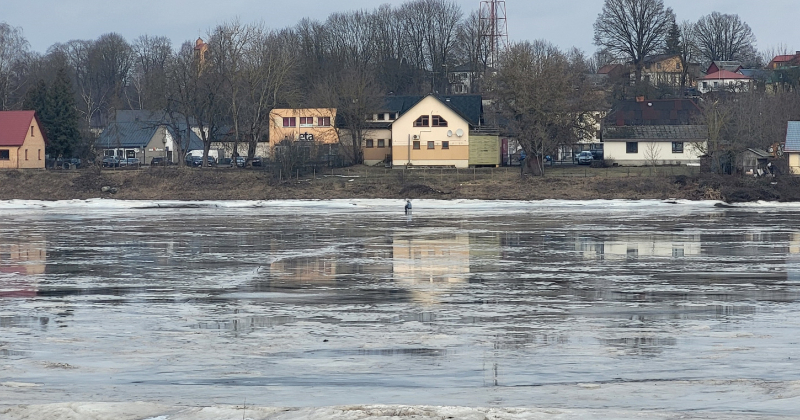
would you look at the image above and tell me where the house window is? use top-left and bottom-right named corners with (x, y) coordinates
top-left (31, 126), bottom-right (34, 136)
top-left (442, 141), bottom-right (449, 149)
top-left (427, 141), bottom-right (435, 149)
top-left (431, 115), bottom-right (448, 127)
top-left (672, 142), bottom-right (684, 153)
top-left (703, 82), bottom-right (708, 89)
top-left (390, 113), bottom-right (397, 120)
top-left (377, 113), bottom-right (386, 121)
top-left (25, 149), bottom-right (28, 160)
top-left (299, 117), bottom-right (313, 127)
top-left (365, 139), bottom-right (374, 148)
top-left (626, 142), bottom-right (638, 153)
top-left (282, 117), bottom-right (296, 127)
top-left (365, 114), bottom-right (374, 121)
top-left (656, 63), bottom-right (662, 70)
top-left (377, 139), bottom-right (385, 148)
top-left (127, 150), bottom-right (136, 158)
top-left (0, 150), bottom-right (8, 160)
top-left (413, 141), bottom-right (420, 149)
top-left (38, 149), bottom-right (42, 160)
top-left (414, 115), bottom-right (429, 127)
top-left (317, 117), bottom-right (331, 127)
top-left (676, 62), bottom-right (682, 70)
top-left (388, 139), bottom-right (392, 148)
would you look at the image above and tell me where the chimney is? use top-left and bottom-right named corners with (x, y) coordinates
top-left (635, 96), bottom-right (645, 102)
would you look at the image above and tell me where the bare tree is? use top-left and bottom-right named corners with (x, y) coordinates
top-left (694, 12), bottom-right (756, 65)
top-left (493, 40), bottom-right (606, 176)
top-left (129, 35), bottom-right (172, 110)
top-left (593, 0), bottom-right (674, 86)
top-left (643, 142), bottom-right (661, 167)
top-left (0, 22), bottom-right (31, 110)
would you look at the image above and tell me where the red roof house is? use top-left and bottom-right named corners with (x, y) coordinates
top-left (698, 70), bottom-right (753, 93)
top-left (0, 110), bottom-right (47, 169)
top-left (768, 52), bottom-right (800, 70)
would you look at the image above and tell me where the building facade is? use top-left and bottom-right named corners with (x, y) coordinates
top-left (0, 111), bottom-right (47, 169)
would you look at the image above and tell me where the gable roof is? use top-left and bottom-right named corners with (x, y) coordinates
top-left (603, 125), bottom-right (707, 141)
top-left (0, 110), bottom-right (38, 147)
top-left (786, 121), bottom-right (800, 152)
top-left (700, 69), bottom-right (752, 80)
top-left (95, 120), bottom-right (203, 150)
top-left (606, 99), bottom-right (702, 126)
top-left (707, 61), bottom-right (743, 74)
top-left (642, 54), bottom-right (679, 64)
top-left (378, 94), bottom-right (483, 126)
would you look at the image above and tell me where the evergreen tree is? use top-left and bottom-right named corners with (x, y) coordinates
top-left (23, 79), bottom-right (50, 119)
top-left (665, 21), bottom-right (682, 55)
top-left (47, 67), bottom-right (82, 158)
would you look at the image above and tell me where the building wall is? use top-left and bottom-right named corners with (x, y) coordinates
top-left (391, 96), bottom-right (470, 168)
top-left (268, 108), bottom-right (338, 148)
top-left (604, 140), bottom-right (705, 166)
top-left (363, 128), bottom-right (393, 166)
top-left (789, 152), bottom-right (800, 175)
top-left (468, 134), bottom-right (500, 166)
top-left (0, 116), bottom-right (46, 169)
top-left (642, 56), bottom-right (685, 87)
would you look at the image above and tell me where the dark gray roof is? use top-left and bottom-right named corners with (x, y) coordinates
top-left (337, 94), bottom-right (484, 128)
top-left (603, 125), bottom-right (707, 141)
top-left (786, 121), bottom-right (800, 152)
top-left (745, 148), bottom-right (772, 158)
top-left (95, 120), bottom-right (203, 150)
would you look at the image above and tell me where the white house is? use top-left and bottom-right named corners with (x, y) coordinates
top-left (602, 125), bottom-right (707, 166)
top-left (698, 70), bottom-right (753, 94)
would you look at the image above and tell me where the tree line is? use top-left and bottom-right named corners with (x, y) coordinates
top-left (0, 0), bottom-right (798, 172)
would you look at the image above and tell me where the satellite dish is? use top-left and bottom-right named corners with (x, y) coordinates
top-left (447, 130), bottom-right (453, 137)
top-left (455, 129), bottom-right (464, 137)
top-left (134, 148), bottom-right (141, 153)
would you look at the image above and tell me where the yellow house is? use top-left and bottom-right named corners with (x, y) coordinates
top-left (785, 121), bottom-right (800, 175)
top-left (391, 95), bottom-right (479, 168)
top-left (0, 110), bottom-right (47, 169)
top-left (268, 108), bottom-right (339, 155)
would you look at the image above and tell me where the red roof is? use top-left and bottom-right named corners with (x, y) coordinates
top-left (700, 70), bottom-right (752, 80)
top-left (772, 55), bottom-right (795, 63)
top-left (0, 110), bottom-right (36, 147)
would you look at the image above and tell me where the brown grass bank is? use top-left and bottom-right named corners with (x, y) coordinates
top-left (1, 165), bottom-right (798, 203)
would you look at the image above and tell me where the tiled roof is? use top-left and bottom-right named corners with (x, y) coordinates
top-left (603, 125), bottom-right (707, 141)
top-left (701, 70), bottom-right (752, 80)
top-left (0, 110), bottom-right (36, 147)
top-left (785, 121), bottom-right (800, 152)
top-left (606, 99), bottom-right (702, 126)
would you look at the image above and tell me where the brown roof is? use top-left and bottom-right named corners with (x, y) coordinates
top-left (0, 110), bottom-right (37, 147)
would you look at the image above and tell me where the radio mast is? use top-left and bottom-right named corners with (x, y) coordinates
top-left (479, 0), bottom-right (509, 68)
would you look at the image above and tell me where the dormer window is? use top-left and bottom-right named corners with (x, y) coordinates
top-left (377, 113), bottom-right (386, 121)
top-left (431, 115), bottom-right (448, 127)
top-left (414, 115), bottom-right (429, 127)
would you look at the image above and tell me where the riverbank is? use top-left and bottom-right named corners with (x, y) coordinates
top-left (1, 165), bottom-right (797, 202)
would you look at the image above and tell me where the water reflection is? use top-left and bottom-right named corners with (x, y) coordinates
top-left (575, 234), bottom-right (702, 260)
top-left (0, 236), bottom-right (46, 298)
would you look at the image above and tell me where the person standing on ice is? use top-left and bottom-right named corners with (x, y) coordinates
top-left (404, 199), bottom-right (412, 215)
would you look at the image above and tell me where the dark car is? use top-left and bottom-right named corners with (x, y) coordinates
top-left (234, 156), bottom-right (246, 167)
top-left (218, 158), bottom-right (233, 167)
top-left (186, 155), bottom-right (215, 167)
top-left (102, 156), bottom-right (120, 168)
top-left (576, 151), bottom-right (594, 165)
top-left (251, 156), bottom-right (262, 167)
top-left (150, 157), bottom-right (167, 166)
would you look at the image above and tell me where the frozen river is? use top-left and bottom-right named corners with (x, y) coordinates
top-left (1, 199), bottom-right (800, 419)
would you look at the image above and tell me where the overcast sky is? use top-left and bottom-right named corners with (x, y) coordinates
top-left (4, 0), bottom-right (798, 58)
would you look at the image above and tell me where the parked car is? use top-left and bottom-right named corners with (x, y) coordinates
top-left (150, 157), bottom-right (167, 166)
top-left (251, 156), bottom-right (262, 167)
top-left (218, 158), bottom-right (233, 167)
top-left (126, 158), bottom-right (140, 166)
top-left (234, 156), bottom-right (246, 167)
top-left (577, 151), bottom-right (594, 165)
top-left (102, 156), bottom-right (120, 168)
top-left (185, 155), bottom-right (215, 167)
top-left (56, 157), bottom-right (82, 169)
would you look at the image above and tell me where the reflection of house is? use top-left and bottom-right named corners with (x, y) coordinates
top-left (0, 110), bottom-right (47, 169)
top-left (94, 110), bottom-right (204, 164)
top-left (784, 121), bottom-right (800, 175)
top-left (576, 235), bottom-right (701, 260)
top-left (0, 237), bottom-right (46, 275)
top-left (393, 234), bottom-right (471, 303)
top-left (603, 125), bottom-right (706, 166)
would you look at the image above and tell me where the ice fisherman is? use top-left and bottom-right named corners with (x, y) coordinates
top-left (404, 200), bottom-right (412, 215)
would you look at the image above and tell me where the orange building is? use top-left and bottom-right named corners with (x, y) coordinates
top-left (268, 108), bottom-right (338, 154)
top-left (0, 111), bottom-right (47, 169)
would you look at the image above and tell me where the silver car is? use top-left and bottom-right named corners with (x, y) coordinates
top-left (577, 151), bottom-right (594, 165)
